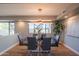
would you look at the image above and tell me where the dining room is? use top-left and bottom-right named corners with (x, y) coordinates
top-left (0, 3), bottom-right (79, 56)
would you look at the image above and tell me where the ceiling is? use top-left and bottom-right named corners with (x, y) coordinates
top-left (0, 3), bottom-right (79, 16)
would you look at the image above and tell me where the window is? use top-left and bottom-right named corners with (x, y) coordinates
top-left (0, 22), bottom-right (15, 36)
top-left (0, 23), bottom-right (9, 36)
top-left (29, 23), bottom-right (34, 33)
top-left (10, 23), bottom-right (15, 35)
top-left (28, 23), bottom-right (51, 34)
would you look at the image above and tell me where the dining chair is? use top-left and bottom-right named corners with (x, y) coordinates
top-left (27, 37), bottom-right (37, 51)
top-left (51, 35), bottom-right (60, 47)
top-left (17, 35), bottom-right (27, 45)
top-left (41, 34), bottom-right (46, 40)
top-left (41, 37), bottom-right (51, 53)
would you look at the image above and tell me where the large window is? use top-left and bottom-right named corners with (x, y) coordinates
top-left (10, 23), bottom-right (15, 35)
top-left (28, 23), bottom-right (51, 34)
top-left (0, 22), bottom-right (15, 36)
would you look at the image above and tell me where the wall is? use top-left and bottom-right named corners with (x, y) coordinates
top-left (0, 34), bottom-right (18, 55)
top-left (15, 21), bottom-right (29, 36)
top-left (64, 14), bottom-right (79, 54)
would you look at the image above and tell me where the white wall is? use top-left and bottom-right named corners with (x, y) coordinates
top-left (15, 21), bottom-right (29, 36)
top-left (64, 14), bottom-right (79, 54)
top-left (0, 34), bottom-right (18, 55)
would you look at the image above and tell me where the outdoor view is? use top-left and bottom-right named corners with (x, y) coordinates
top-left (0, 22), bottom-right (15, 36)
top-left (29, 23), bottom-right (51, 34)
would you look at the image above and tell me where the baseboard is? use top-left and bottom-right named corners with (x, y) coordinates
top-left (0, 42), bottom-right (19, 55)
top-left (64, 44), bottom-right (79, 55)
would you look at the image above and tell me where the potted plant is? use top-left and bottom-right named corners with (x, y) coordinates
top-left (51, 20), bottom-right (64, 46)
top-left (53, 20), bottom-right (64, 36)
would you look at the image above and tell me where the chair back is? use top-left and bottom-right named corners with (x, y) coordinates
top-left (51, 34), bottom-right (60, 47)
top-left (17, 35), bottom-right (23, 45)
top-left (27, 37), bottom-right (37, 50)
top-left (41, 34), bottom-right (46, 40)
top-left (42, 37), bottom-right (51, 50)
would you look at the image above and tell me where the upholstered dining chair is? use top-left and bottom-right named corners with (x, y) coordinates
top-left (51, 35), bottom-right (60, 47)
top-left (17, 34), bottom-right (27, 45)
top-left (27, 37), bottom-right (37, 51)
top-left (27, 37), bottom-right (38, 56)
top-left (41, 37), bottom-right (51, 53)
